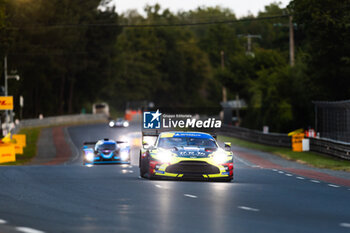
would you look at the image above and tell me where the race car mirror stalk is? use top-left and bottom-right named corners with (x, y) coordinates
top-left (142, 141), bottom-right (151, 149)
top-left (142, 141), bottom-right (148, 147)
top-left (224, 142), bottom-right (231, 151)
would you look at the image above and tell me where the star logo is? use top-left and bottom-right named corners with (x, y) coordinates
top-left (150, 109), bottom-right (161, 122)
top-left (143, 109), bottom-right (162, 129)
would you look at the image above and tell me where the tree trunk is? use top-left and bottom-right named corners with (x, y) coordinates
top-left (68, 79), bottom-right (75, 114)
top-left (34, 86), bottom-right (38, 117)
top-left (59, 75), bottom-right (65, 115)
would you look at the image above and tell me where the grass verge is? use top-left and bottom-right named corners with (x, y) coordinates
top-left (218, 135), bottom-right (350, 172)
top-left (2, 127), bottom-right (42, 165)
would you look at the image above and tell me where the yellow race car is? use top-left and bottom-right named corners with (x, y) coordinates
top-left (139, 131), bottom-right (234, 181)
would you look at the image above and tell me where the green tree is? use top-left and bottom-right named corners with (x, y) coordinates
top-left (289, 0), bottom-right (350, 100)
top-left (4, 0), bottom-right (121, 117)
top-left (111, 5), bottom-right (213, 111)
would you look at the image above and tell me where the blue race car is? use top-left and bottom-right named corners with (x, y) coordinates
top-left (83, 138), bottom-right (131, 165)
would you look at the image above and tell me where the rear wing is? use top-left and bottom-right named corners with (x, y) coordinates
top-left (83, 139), bottom-right (128, 147)
top-left (116, 141), bottom-right (128, 144)
top-left (83, 141), bottom-right (97, 146)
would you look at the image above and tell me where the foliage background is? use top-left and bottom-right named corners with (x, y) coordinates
top-left (0, 0), bottom-right (349, 133)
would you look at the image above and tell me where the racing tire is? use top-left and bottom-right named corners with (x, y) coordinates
top-left (140, 155), bottom-right (157, 180)
top-left (145, 157), bottom-right (156, 180)
top-left (140, 168), bottom-right (147, 178)
top-left (139, 154), bottom-right (148, 179)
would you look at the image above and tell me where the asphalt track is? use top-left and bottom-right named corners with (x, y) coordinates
top-left (0, 123), bottom-right (350, 233)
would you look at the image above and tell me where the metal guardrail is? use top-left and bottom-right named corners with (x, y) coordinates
top-left (14, 118), bottom-right (350, 161)
top-left (16, 114), bottom-right (107, 129)
top-left (219, 125), bottom-right (291, 147)
top-left (310, 137), bottom-right (350, 160)
top-left (218, 124), bottom-right (350, 161)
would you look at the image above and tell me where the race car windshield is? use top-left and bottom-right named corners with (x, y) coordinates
top-left (99, 144), bottom-right (116, 150)
top-left (158, 137), bottom-right (217, 149)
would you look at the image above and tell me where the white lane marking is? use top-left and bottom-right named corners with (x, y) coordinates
top-left (296, 177), bottom-right (305, 180)
top-left (272, 169), bottom-right (278, 172)
top-left (16, 227), bottom-right (45, 233)
top-left (285, 174), bottom-right (293, 176)
top-left (128, 170), bottom-right (134, 173)
top-left (278, 171), bottom-right (284, 174)
top-left (310, 180), bottom-right (320, 183)
top-left (328, 184), bottom-right (340, 188)
top-left (121, 169), bottom-right (128, 174)
top-left (238, 206), bottom-right (260, 212)
top-left (184, 194), bottom-right (198, 198)
top-left (0, 219), bottom-right (7, 224)
top-left (128, 165), bottom-right (133, 168)
top-left (155, 184), bottom-right (162, 189)
top-left (340, 223), bottom-right (350, 228)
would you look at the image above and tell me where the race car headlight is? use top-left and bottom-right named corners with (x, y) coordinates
top-left (120, 151), bottom-right (129, 161)
top-left (213, 151), bottom-right (228, 164)
top-left (109, 121), bottom-right (115, 127)
top-left (158, 150), bottom-right (173, 163)
top-left (85, 152), bottom-right (95, 162)
top-left (123, 121), bottom-right (129, 127)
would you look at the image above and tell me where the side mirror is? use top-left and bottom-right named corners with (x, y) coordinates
top-left (142, 140), bottom-right (150, 149)
top-left (224, 142), bottom-right (231, 151)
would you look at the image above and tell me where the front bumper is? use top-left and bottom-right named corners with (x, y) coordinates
top-left (85, 160), bottom-right (130, 165)
top-left (150, 160), bottom-right (233, 180)
top-left (84, 156), bottom-right (130, 165)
